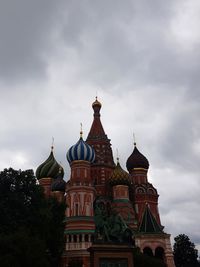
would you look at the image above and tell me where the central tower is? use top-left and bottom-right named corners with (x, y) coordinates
top-left (86, 97), bottom-right (115, 196)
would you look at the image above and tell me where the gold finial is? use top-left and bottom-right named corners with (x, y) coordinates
top-left (133, 133), bottom-right (136, 146)
top-left (80, 123), bottom-right (83, 138)
top-left (116, 148), bottom-right (119, 163)
top-left (51, 137), bottom-right (54, 151)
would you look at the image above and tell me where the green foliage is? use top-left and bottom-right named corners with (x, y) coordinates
top-left (133, 247), bottom-right (166, 267)
top-left (0, 229), bottom-right (49, 267)
top-left (0, 168), bottom-right (66, 267)
top-left (0, 168), bottom-right (45, 234)
top-left (173, 234), bottom-right (200, 267)
top-left (46, 197), bottom-right (66, 267)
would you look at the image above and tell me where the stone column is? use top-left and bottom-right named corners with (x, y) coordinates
top-left (88, 234), bottom-right (91, 242)
top-left (165, 235), bottom-right (175, 267)
top-left (82, 234), bottom-right (85, 242)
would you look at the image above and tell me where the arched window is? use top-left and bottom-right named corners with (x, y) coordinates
top-left (155, 246), bottom-right (165, 260)
top-left (137, 187), bottom-right (145, 194)
top-left (148, 188), bottom-right (156, 195)
top-left (143, 246), bottom-right (153, 257)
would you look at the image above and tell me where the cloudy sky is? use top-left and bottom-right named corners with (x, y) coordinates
top-left (0, 0), bottom-right (200, 252)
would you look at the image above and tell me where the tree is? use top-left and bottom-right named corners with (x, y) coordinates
top-left (0, 168), bottom-right (66, 267)
top-left (0, 229), bottom-right (49, 267)
top-left (173, 234), bottom-right (200, 267)
top-left (45, 197), bottom-right (66, 267)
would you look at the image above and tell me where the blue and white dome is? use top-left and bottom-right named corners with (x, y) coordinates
top-left (67, 135), bottom-right (95, 163)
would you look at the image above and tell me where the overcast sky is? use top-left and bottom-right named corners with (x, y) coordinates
top-left (0, 0), bottom-right (200, 252)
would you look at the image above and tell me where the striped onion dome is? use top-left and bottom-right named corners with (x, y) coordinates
top-left (109, 159), bottom-right (131, 186)
top-left (67, 132), bottom-right (95, 163)
top-left (36, 147), bottom-right (64, 180)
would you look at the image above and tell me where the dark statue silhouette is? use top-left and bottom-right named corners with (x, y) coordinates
top-left (93, 197), bottom-right (134, 245)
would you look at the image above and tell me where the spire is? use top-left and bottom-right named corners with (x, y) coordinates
top-left (80, 123), bottom-right (83, 138)
top-left (133, 133), bottom-right (136, 147)
top-left (87, 97), bottom-right (106, 141)
top-left (116, 148), bottom-right (119, 164)
top-left (139, 204), bottom-right (163, 233)
top-left (86, 97), bottom-right (114, 167)
top-left (51, 137), bottom-right (54, 151)
top-left (116, 156), bottom-right (119, 165)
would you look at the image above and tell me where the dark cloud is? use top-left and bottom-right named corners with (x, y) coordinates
top-left (0, 0), bottom-right (65, 82)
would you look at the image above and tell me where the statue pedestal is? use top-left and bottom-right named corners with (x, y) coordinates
top-left (88, 243), bottom-right (134, 267)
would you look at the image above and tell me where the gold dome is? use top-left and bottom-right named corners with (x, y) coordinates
top-left (109, 159), bottom-right (131, 186)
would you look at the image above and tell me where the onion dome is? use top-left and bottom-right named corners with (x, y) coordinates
top-left (51, 167), bottom-right (66, 192)
top-left (36, 147), bottom-right (64, 179)
top-left (92, 96), bottom-right (102, 109)
top-left (92, 96), bottom-right (102, 117)
top-left (109, 158), bottom-right (131, 186)
top-left (67, 130), bottom-right (95, 163)
top-left (126, 143), bottom-right (149, 173)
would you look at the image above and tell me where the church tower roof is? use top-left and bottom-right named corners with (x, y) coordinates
top-left (86, 97), bottom-right (114, 167)
top-left (139, 204), bottom-right (163, 233)
top-left (87, 97), bottom-right (107, 140)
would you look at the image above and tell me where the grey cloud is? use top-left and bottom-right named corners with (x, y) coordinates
top-left (0, 0), bottom-right (65, 82)
top-left (55, 0), bottom-right (185, 89)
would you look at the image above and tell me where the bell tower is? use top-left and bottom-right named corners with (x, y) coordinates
top-left (126, 143), bottom-right (175, 267)
top-left (108, 158), bottom-right (137, 229)
top-left (126, 142), bottom-right (160, 225)
top-left (86, 97), bottom-right (115, 196)
top-left (65, 130), bottom-right (96, 267)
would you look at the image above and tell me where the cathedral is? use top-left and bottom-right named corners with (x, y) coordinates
top-left (36, 97), bottom-right (175, 267)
